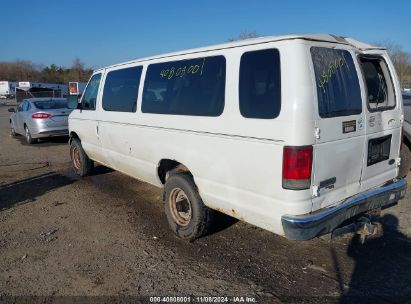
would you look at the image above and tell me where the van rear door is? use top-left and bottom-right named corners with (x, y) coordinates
top-left (310, 46), bottom-right (366, 211)
top-left (357, 50), bottom-right (402, 191)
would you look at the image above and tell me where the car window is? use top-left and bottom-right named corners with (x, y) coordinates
top-left (142, 56), bottom-right (225, 116)
top-left (311, 47), bottom-right (362, 118)
top-left (34, 100), bottom-right (68, 109)
top-left (403, 94), bottom-right (411, 105)
top-left (21, 101), bottom-right (27, 111)
top-left (82, 74), bottom-right (102, 110)
top-left (239, 49), bottom-right (281, 119)
top-left (21, 101), bottom-right (29, 112)
top-left (360, 56), bottom-right (395, 111)
top-left (102, 66), bottom-right (143, 112)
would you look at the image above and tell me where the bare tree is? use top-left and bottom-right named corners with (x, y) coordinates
top-left (376, 40), bottom-right (411, 88)
top-left (228, 31), bottom-right (259, 42)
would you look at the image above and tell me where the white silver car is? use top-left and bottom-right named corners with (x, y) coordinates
top-left (9, 98), bottom-right (72, 144)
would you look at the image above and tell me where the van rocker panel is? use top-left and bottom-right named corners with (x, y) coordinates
top-left (281, 179), bottom-right (406, 240)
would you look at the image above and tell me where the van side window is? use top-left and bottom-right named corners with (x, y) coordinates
top-left (142, 56), bottom-right (225, 116)
top-left (82, 73), bottom-right (102, 110)
top-left (360, 57), bottom-right (395, 111)
top-left (311, 47), bottom-right (362, 118)
top-left (239, 49), bottom-right (281, 119)
top-left (102, 66), bottom-right (142, 112)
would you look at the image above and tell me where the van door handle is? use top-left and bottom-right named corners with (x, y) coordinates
top-left (388, 119), bottom-right (395, 126)
top-left (96, 125), bottom-right (99, 135)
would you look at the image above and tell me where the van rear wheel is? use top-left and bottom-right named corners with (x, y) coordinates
top-left (163, 173), bottom-right (214, 241)
top-left (70, 138), bottom-right (93, 177)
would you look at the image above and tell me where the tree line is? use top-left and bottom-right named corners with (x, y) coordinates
top-left (0, 58), bottom-right (93, 84)
top-left (378, 41), bottom-right (411, 89)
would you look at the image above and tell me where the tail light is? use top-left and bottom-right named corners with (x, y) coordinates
top-left (32, 112), bottom-right (51, 119)
top-left (282, 146), bottom-right (313, 190)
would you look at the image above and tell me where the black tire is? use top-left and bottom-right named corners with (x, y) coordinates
top-left (163, 173), bottom-right (214, 241)
top-left (398, 145), bottom-right (411, 178)
top-left (10, 123), bottom-right (17, 137)
top-left (70, 138), bottom-right (93, 177)
top-left (25, 126), bottom-right (36, 144)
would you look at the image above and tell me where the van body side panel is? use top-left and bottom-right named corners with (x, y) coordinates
top-left (93, 42), bottom-right (317, 236)
top-left (69, 38), bottom-right (403, 238)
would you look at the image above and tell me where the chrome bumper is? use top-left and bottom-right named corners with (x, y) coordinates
top-left (281, 179), bottom-right (407, 240)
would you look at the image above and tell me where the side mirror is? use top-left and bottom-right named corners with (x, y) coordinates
top-left (8, 108), bottom-right (15, 113)
top-left (67, 95), bottom-right (81, 109)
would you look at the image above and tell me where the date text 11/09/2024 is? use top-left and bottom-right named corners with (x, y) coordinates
top-left (149, 296), bottom-right (257, 303)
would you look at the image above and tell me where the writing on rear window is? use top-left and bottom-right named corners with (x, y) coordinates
top-left (318, 57), bottom-right (345, 93)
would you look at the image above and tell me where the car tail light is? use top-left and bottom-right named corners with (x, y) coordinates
top-left (282, 146), bottom-right (313, 190)
top-left (32, 112), bottom-right (51, 119)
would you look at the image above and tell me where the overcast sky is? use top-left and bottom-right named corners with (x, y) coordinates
top-left (1, 0), bottom-right (410, 69)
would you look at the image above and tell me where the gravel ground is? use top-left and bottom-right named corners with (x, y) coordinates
top-left (0, 102), bottom-right (410, 303)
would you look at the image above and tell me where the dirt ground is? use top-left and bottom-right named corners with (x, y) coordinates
top-left (0, 102), bottom-right (410, 303)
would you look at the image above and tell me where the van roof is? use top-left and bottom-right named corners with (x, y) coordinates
top-left (96, 33), bottom-right (384, 72)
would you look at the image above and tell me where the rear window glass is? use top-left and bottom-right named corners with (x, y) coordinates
top-left (102, 66), bottom-right (143, 112)
top-left (33, 100), bottom-right (67, 109)
top-left (239, 49), bottom-right (281, 119)
top-left (360, 56), bottom-right (395, 111)
top-left (142, 56), bottom-right (225, 116)
top-left (311, 47), bottom-right (362, 118)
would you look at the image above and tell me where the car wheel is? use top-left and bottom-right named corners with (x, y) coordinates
top-left (70, 138), bottom-right (94, 177)
top-left (10, 123), bottom-right (17, 137)
top-left (398, 145), bottom-right (411, 178)
top-left (163, 173), bottom-right (214, 241)
top-left (25, 126), bottom-right (36, 144)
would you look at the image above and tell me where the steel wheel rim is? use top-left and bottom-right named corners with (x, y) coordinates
top-left (169, 187), bottom-right (192, 226)
top-left (71, 146), bottom-right (81, 170)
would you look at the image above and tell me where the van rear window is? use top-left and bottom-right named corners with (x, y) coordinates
top-left (142, 56), bottom-right (225, 116)
top-left (360, 56), bottom-right (395, 112)
top-left (311, 47), bottom-right (362, 118)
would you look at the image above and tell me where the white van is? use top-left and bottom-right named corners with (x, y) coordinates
top-left (68, 34), bottom-right (406, 241)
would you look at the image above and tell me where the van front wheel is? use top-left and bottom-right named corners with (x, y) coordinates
top-left (163, 173), bottom-right (214, 241)
top-left (70, 138), bottom-right (93, 177)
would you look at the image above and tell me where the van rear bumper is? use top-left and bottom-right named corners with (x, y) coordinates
top-left (281, 179), bottom-right (407, 240)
